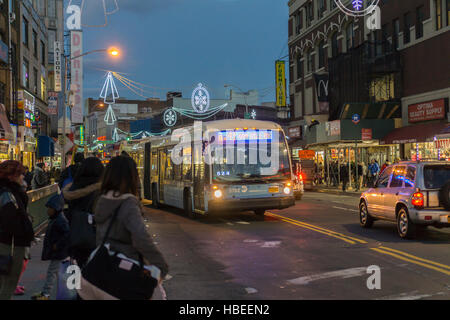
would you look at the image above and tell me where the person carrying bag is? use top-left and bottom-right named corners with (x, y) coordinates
top-left (77, 156), bottom-right (168, 300)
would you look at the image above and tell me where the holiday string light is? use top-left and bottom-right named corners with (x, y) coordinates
top-left (112, 127), bottom-right (171, 142)
top-left (352, 0), bottom-right (363, 11)
top-left (100, 71), bottom-right (120, 125)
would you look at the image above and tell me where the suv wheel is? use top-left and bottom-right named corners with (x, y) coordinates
top-left (397, 208), bottom-right (416, 239)
top-left (359, 201), bottom-right (374, 228)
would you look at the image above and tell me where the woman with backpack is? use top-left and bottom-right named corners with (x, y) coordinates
top-left (0, 161), bottom-right (35, 300)
top-left (78, 156), bottom-right (168, 300)
top-left (62, 157), bottom-right (104, 268)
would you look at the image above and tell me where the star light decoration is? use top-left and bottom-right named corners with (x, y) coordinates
top-left (251, 110), bottom-right (257, 120)
top-left (163, 109), bottom-right (177, 127)
top-left (100, 71), bottom-right (119, 126)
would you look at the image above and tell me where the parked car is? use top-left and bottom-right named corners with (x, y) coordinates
top-left (359, 161), bottom-right (450, 239)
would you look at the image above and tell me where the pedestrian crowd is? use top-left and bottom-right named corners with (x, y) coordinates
top-left (0, 154), bottom-right (168, 300)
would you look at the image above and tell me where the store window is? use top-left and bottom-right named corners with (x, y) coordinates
top-left (33, 68), bottom-right (38, 94)
top-left (306, 50), bottom-right (312, 74)
top-left (32, 30), bottom-right (38, 58)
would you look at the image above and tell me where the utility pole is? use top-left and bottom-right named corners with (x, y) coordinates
top-left (7, 0), bottom-right (14, 160)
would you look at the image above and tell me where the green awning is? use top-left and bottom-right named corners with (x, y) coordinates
top-left (340, 102), bottom-right (401, 120)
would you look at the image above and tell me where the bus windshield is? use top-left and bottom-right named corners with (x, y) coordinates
top-left (210, 130), bottom-right (291, 184)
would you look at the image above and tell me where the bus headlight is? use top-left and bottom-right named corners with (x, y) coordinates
top-left (214, 189), bottom-right (223, 198)
top-left (283, 187), bottom-right (291, 195)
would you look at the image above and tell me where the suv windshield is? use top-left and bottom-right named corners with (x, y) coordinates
top-left (423, 165), bottom-right (450, 189)
top-left (211, 130), bottom-right (291, 184)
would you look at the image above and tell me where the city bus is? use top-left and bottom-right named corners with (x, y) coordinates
top-left (136, 119), bottom-right (296, 218)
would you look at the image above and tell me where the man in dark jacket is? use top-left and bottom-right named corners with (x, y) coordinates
top-left (31, 163), bottom-right (49, 190)
top-left (58, 153), bottom-right (84, 189)
top-left (31, 194), bottom-right (69, 300)
top-left (340, 163), bottom-right (349, 192)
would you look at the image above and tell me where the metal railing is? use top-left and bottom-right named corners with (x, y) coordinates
top-left (27, 183), bottom-right (60, 230)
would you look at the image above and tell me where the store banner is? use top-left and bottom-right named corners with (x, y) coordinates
top-left (298, 150), bottom-right (316, 160)
top-left (362, 128), bottom-right (372, 141)
top-left (70, 31), bottom-right (83, 124)
top-left (0, 104), bottom-right (14, 141)
top-left (54, 41), bottom-right (62, 92)
top-left (435, 138), bottom-right (450, 149)
top-left (48, 91), bottom-right (58, 115)
top-left (275, 60), bottom-right (286, 107)
top-left (408, 99), bottom-right (446, 123)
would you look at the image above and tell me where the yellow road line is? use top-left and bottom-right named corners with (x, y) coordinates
top-left (378, 246), bottom-right (450, 271)
top-left (371, 248), bottom-right (450, 276)
top-left (267, 212), bottom-right (367, 244)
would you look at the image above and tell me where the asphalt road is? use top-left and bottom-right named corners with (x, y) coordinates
top-left (146, 192), bottom-right (450, 300)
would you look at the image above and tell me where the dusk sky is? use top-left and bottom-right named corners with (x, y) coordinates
top-left (65, 0), bottom-right (288, 103)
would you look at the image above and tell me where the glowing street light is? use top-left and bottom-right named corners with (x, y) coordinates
top-left (108, 47), bottom-right (120, 57)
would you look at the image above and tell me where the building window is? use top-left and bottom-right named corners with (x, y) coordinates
top-left (41, 40), bottom-right (45, 65)
top-left (346, 23), bottom-right (354, 51)
top-left (447, 0), bottom-right (450, 26)
top-left (404, 12), bottom-right (411, 44)
top-left (435, 0), bottom-right (443, 30)
top-left (318, 40), bottom-right (326, 68)
top-left (375, 31), bottom-right (382, 56)
top-left (296, 55), bottom-right (303, 79)
top-left (48, 0), bottom-right (56, 18)
top-left (331, 32), bottom-right (339, 57)
top-left (23, 59), bottom-right (29, 88)
top-left (318, 0), bottom-right (325, 18)
top-left (41, 76), bottom-right (46, 101)
top-left (22, 17), bottom-right (29, 47)
top-left (416, 6), bottom-right (424, 39)
top-left (306, 50), bottom-right (312, 73)
top-left (33, 68), bottom-right (38, 94)
top-left (295, 10), bottom-right (302, 34)
top-left (306, 1), bottom-right (313, 28)
top-left (330, 0), bottom-right (337, 10)
top-left (393, 19), bottom-right (399, 49)
top-left (32, 30), bottom-right (37, 57)
top-left (381, 24), bottom-right (389, 53)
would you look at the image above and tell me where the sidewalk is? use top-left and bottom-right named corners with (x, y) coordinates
top-left (309, 185), bottom-right (367, 197)
top-left (12, 231), bottom-right (166, 300)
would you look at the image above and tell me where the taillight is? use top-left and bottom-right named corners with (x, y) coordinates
top-left (298, 173), bottom-right (303, 181)
top-left (412, 192), bottom-right (424, 208)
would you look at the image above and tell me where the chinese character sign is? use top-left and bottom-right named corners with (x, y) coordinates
top-left (275, 60), bottom-right (286, 107)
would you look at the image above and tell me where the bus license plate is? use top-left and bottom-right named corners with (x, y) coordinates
top-left (269, 187), bottom-right (279, 193)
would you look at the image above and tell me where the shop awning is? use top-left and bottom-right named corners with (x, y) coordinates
top-left (340, 102), bottom-right (401, 120)
top-left (0, 104), bottom-right (14, 141)
top-left (381, 122), bottom-right (450, 145)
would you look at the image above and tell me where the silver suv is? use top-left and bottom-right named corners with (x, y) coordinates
top-left (359, 161), bottom-right (450, 239)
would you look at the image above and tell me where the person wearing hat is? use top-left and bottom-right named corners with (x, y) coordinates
top-left (31, 194), bottom-right (69, 300)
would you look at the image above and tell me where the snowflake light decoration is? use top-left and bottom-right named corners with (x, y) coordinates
top-left (68, 0), bottom-right (120, 28)
top-left (191, 83), bottom-right (210, 113)
top-left (163, 109), bottom-right (177, 127)
top-left (251, 110), bottom-right (257, 120)
top-left (352, 0), bottom-right (363, 11)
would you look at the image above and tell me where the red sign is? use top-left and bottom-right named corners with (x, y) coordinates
top-left (298, 150), bottom-right (316, 160)
top-left (435, 138), bottom-right (450, 149)
top-left (408, 99), bottom-right (446, 123)
top-left (362, 128), bottom-right (372, 141)
top-left (98, 136), bottom-right (106, 141)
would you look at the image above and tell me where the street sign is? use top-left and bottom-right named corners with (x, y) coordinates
top-left (352, 114), bottom-right (360, 124)
top-left (298, 150), bottom-right (316, 160)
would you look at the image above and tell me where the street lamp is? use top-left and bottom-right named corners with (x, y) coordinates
top-left (61, 47), bottom-right (121, 170)
top-left (224, 84), bottom-right (249, 115)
